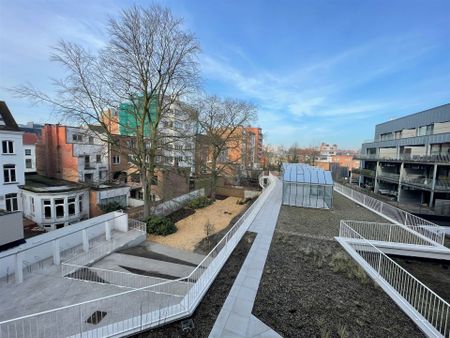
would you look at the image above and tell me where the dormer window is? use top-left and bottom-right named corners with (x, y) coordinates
top-left (72, 134), bottom-right (83, 142)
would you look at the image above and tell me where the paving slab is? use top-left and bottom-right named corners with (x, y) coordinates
top-left (209, 178), bottom-right (283, 338)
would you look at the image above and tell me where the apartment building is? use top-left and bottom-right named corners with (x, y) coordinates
top-left (0, 101), bottom-right (25, 212)
top-left (319, 142), bottom-right (337, 162)
top-left (39, 124), bottom-right (110, 183)
top-left (355, 103), bottom-right (450, 213)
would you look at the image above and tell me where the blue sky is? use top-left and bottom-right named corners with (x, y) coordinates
top-left (1, 0), bottom-right (449, 149)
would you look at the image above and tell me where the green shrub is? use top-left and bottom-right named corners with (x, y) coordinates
top-left (99, 201), bottom-right (123, 213)
top-left (146, 216), bottom-right (177, 236)
top-left (186, 196), bottom-right (213, 209)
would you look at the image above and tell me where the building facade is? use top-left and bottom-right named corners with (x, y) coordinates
top-left (39, 124), bottom-right (110, 183)
top-left (0, 102), bottom-right (25, 212)
top-left (23, 132), bottom-right (38, 173)
top-left (20, 175), bottom-right (90, 231)
top-left (355, 103), bottom-right (450, 213)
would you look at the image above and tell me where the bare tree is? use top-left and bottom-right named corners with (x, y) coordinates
top-left (194, 95), bottom-right (256, 199)
top-left (14, 5), bottom-right (200, 218)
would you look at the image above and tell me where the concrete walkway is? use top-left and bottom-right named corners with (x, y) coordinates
top-left (209, 178), bottom-right (283, 338)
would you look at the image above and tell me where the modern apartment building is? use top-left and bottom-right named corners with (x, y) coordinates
top-left (355, 103), bottom-right (450, 214)
top-left (0, 101), bottom-right (25, 212)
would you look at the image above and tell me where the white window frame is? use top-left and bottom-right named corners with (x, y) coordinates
top-left (112, 156), bottom-right (120, 164)
top-left (5, 193), bottom-right (18, 212)
top-left (2, 140), bottom-right (14, 154)
top-left (3, 164), bottom-right (17, 183)
top-left (25, 148), bottom-right (32, 156)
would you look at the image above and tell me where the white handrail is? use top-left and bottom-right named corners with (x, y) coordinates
top-left (339, 221), bottom-right (449, 338)
top-left (0, 174), bottom-right (277, 338)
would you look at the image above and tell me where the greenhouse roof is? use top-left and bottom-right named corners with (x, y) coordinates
top-left (282, 163), bottom-right (334, 185)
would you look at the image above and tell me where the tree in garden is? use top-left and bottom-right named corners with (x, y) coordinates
top-left (14, 5), bottom-right (200, 218)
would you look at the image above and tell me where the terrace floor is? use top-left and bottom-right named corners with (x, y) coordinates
top-left (0, 229), bottom-right (146, 322)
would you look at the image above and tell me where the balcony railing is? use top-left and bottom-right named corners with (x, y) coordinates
top-left (356, 154), bottom-right (450, 163)
top-left (401, 176), bottom-right (433, 188)
top-left (435, 178), bottom-right (450, 191)
top-left (357, 168), bottom-right (376, 177)
top-left (377, 171), bottom-right (400, 181)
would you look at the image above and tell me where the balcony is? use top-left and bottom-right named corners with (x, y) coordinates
top-left (377, 171), bottom-right (400, 182)
top-left (434, 178), bottom-right (450, 191)
top-left (401, 176), bottom-right (433, 189)
top-left (355, 154), bottom-right (450, 163)
top-left (353, 168), bottom-right (376, 177)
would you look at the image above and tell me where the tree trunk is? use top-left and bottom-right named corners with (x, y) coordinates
top-left (210, 156), bottom-right (217, 200)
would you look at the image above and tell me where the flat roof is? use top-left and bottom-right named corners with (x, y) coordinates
top-left (19, 174), bottom-right (88, 193)
top-left (282, 163), bottom-right (333, 185)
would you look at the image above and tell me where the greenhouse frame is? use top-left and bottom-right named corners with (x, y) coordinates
top-left (282, 163), bottom-right (334, 209)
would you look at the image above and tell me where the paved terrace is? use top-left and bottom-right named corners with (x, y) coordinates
top-left (0, 229), bottom-right (146, 322)
top-left (209, 177), bottom-right (283, 338)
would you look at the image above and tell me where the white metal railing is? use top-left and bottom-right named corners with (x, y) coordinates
top-left (334, 183), bottom-right (445, 246)
top-left (0, 174), bottom-right (277, 338)
top-left (341, 220), bottom-right (435, 247)
top-left (339, 221), bottom-right (450, 338)
top-left (61, 264), bottom-right (186, 293)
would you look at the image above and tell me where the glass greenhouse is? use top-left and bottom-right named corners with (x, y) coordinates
top-left (282, 163), bottom-right (334, 209)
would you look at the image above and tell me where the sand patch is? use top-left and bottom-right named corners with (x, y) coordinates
top-left (148, 197), bottom-right (246, 251)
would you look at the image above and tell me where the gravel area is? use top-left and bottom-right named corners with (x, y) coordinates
top-left (278, 192), bottom-right (389, 239)
top-left (133, 232), bottom-right (256, 337)
top-left (253, 192), bottom-right (424, 337)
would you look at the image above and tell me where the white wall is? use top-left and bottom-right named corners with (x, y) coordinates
top-left (24, 144), bottom-right (36, 173)
top-left (0, 130), bottom-right (25, 211)
top-left (0, 211), bottom-right (24, 246)
top-left (0, 211), bottom-right (128, 279)
top-left (20, 189), bottom-right (89, 230)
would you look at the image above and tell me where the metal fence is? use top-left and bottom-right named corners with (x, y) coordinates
top-left (334, 183), bottom-right (445, 246)
top-left (340, 220), bottom-right (435, 247)
top-left (339, 221), bottom-right (450, 338)
top-left (0, 174), bottom-right (276, 338)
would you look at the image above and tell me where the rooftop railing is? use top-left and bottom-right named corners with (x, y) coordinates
top-left (334, 183), bottom-right (445, 246)
top-left (0, 174), bottom-right (277, 338)
top-left (356, 154), bottom-right (450, 163)
top-left (338, 221), bottom-right (450, 338)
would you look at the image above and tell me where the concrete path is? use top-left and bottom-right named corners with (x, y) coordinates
top-left (209, 178), bottom-right (283, 338)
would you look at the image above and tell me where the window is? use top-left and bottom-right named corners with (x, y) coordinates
top-left (96, 155), bottom-right (101, 163)
top-left (0, 115), bottom-right (5, 126)
top-left (112, 156), bottom-right (120, 164)
top-left (79, 196), bottom-right (83, 213)
top-left (25, 159), bottom-right (32, 169)
top-left (55, 198), bottom-right (64, 218)
top-left (2, 140), bottom-right (14, 154)
top-left (89, 136), bottom-right (94, 145)
top-left (25, 149), bottom-right (32, 156)
top-left (43, 200), bottom-right (52, 219)
top-left (72, 134), bottom-right (83, 142)
top-left (68, 197), bottom-right (76, 216)
top-left (3, 164), bottom-right (16, 183)
top-left (5, 193), bottom-right (18, 211)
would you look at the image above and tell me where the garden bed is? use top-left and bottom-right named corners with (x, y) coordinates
top-left (133, 232), bottom-right (256, 337)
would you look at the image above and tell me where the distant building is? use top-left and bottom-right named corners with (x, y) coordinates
top-left (0, 210), bottom-right (24, 251)
top-left (39, 124), bottom-right (110, 183)
top-left (23, 132), bottom-right (38, 173)
top-left (19, 174), bottom-right (90, 231)
top-left (0, 101), bottom-right (25, 212)
top-left (319, 142), bottom-right (338, 162)
top-left (355, 103), bottom-right (450, 214)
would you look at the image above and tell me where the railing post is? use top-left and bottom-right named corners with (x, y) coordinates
top-left (82, 230), bottom-right (89, 252)
top-left (404, 214), bottom-right (408, 225)
top-left (379, 203), bottom-right (383, 214)
top-left (388, 225), bottom-right (392, 242)
top-left (15, 252), bottom-right (23, 284)
top-left (377, 254), bottom-right (382, 273)
top-left (52, 239), bottom-right (61, 265)
top-left (105, 221), bottom-right (112, 241)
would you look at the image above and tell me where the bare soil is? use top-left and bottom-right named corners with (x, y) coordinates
top-left (149, 197), bottom-right (246, 251)
top-left (253, 192), bottom-right (425, 337)
top-left (132, 232), bottom-right (256, 337)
